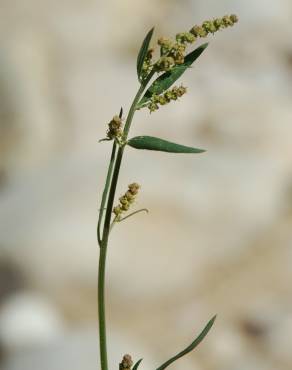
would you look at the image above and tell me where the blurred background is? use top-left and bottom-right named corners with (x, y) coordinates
top-left (1, 0), bottom-right (292, 369)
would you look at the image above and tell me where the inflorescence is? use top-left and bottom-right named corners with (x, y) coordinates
top-left (113, 183), bottom-right (140, 221)
top-left (106, 115), bottom-right (123, 141)
top-left (147, 85), bottom-right (187, 112)
top-left (119, 354), bottom-right (133, 370)
top-left (139, 14), bottom-right (238, 112)
top-left (141, 14), bottom-right (238, 77)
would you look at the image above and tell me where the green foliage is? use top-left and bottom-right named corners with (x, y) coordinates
top-left (127, 136), bottom-right (205, 154)
top-left (155, 316), bottom-right (217, 370)
top-left (137, 27), bottom-right (154, 82)
top-left (132, 359), bottom-right (143, 370)
top-left (137, 43), bottom-right (208, 108)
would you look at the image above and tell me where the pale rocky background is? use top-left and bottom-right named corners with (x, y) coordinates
top-left (0, 0), bottom-right (292, 369)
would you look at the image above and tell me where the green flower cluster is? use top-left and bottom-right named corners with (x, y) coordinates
top-left (113, 183), bottom-right (140, 221)
top-left (175, 32), bottom-right (196, 44)
top-left (190, 14), bottom-right (238, 38)
top-left (147, 85), bottom-right (187, 112)
top-left (155, 37), bottom-right (188, 72)
top-left (147, 14), bottom-right (238, 74)
top-left (141, 48), bottom-right (154, 81)
top-left (119, 354), bottom-right (133, 370)
top-left (106, 115), bottom-right (123, 140)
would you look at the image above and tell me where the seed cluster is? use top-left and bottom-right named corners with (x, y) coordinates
top-left (190, 14), bottom-right (238, 38)
top-left (107, 115), bottom-right (123, 140)
top-left (119, 354), bottom-right (133, 370)
top-left (142, 14), bottom-right (238, 76)
top-left (141, 48), bottom-right (154, 81)
top-left (148, 85), bottom-right (187, 112)
top-left (113, 183), bottom-right (140, 221)
top-left (155, 37), bottom-right (187, 72)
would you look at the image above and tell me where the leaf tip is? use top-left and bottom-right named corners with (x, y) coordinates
top-left (137, 27), bottom-right (155, 81)
top-left (210, 314), bottom-right (217, 323)
top-left (98, 138), bottom-right (110, 143)
top-left (194, 148), bottom-right (207, 154)
top-left (133, 358), bottom-right (143, 370)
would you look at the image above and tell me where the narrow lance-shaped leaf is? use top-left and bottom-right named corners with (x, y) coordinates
top-left (132, 358), bottom-right (143, 370)
top-left (155, 315), bottom-right (216, 370)
top-left (137, 43), bottom-right (208, 108)
top-left (137, 27), bottom-right (154, 82)
top-left (127, 136), bottom-right (205, 154)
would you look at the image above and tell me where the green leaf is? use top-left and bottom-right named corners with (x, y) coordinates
top-left (127, 136), bottom-right (205, 154)
top-left (119, 106), bottom-right (123, 118)
top-left (156, 315), bottom-right (216, 370)
top-left (137, 27), bottom-right (154, 82)
top-left (138, 43), bottom-right (208, 107)
top-left (132, 358), bottom-right (143, 370)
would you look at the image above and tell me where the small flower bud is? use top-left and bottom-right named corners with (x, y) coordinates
top-left (125, 190), bottom-right (135, 202)
top-left (152, 95), bottom-right (159, 104)
top-left (155, 56), bottom-right (175, 71)
top-left (121, 203), bottom-right (130, 211)
top-left (148, 102), bottom-right (159, 112)
top-left (165, 91), bottom-right (173, 102)
top-left (214, 18), bottom-right (223, 30)
top-left (172, 50), bottom-right (184, 65)
top-left (141, 48), bottom-right (155, 80)
top-left (176, 32), bottom-right (196, 44)
top-left (113, 184), bottom-right (141, 219)
top-left (230, 14), bottom-right (239, 23)
top-left (222, 15), bottom-right (233, 26)
top-left (157, 37), bottom-right (167, 45)
top-left (158, 95), bottom-right (167, 105)
top-left (157, 37), bottom-right (173, 49)
top-left (158, 37), bottom-right (175, 57)
top-left (170, 88), bottom-right (178, 100)
top-left (119, 196), bottom-right (129, 206)
top-left (113, 206), bottom-right (122, 216)
top-left (107, 115), bottom-right (123, 140)
top-left (119, 354), bottom-right (133, 369)
top-left (147, 48), bottom-right (154, 57)
top-left (190, 25), bottom-right (208, 38)
top-left (177, 85), bottom-right (187, 97)
top-left (128, 183), bottom-right (140, 195)
top-left (172, 42), bottom-right (186, 54)
top-left (202, 20), bottom-right (217, 34)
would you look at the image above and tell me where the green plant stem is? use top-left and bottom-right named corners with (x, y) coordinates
top-left (118, 208), bottom-right (149, 223)
top-left (97, 141), bottom-right (117, 245)
top-left (98, 238), bottom-right (108, 370)
top-left (97, 72), bottom-right (154, 370)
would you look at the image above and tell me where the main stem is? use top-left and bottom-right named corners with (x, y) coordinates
top-left (98, 75), bottom-right (153, 370)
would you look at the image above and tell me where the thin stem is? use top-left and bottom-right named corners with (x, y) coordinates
top-left (97, 71), bottom-right (154, 370)
top-left (97, 108), bottom-right (123, 245)
top-left (101, 72), bottom-right (154, 241)
top-left (109, 209), bottom-right (149, 233)
top-left (98, 240), bottom-right (108, 370)
top-left (109, 218), bottom-right (117, 233)
top-left (118, 208), bottom-right (149, 222)
top-left (97, 141), bottom-right (117, 245)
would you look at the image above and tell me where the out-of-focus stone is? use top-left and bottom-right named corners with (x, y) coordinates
top-left (0, 292), bottom-right (63, 352)
top-left (2, 327), bottom-right (156, 370)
